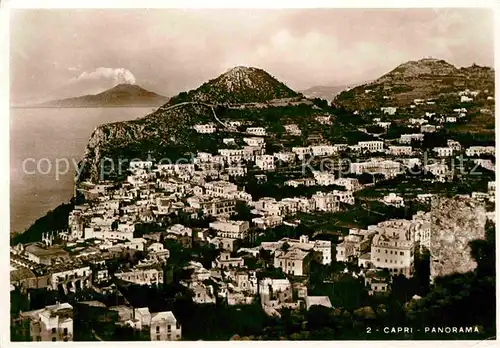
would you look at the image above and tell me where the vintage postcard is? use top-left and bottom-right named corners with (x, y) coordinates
top-left (5, 2), bottom-right (497, 344)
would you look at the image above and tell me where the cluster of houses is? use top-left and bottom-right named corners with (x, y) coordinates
top-left (11, 88), bottom-right (496, 341)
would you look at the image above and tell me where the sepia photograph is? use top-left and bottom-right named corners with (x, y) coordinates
top-left (6, 3), bottom-right (497, 343)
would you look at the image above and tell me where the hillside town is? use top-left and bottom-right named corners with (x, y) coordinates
top-left (10, 77), bottom-right (496, 341)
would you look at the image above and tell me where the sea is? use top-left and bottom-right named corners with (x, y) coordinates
top-left (10, 107), bottom-right (153, 234)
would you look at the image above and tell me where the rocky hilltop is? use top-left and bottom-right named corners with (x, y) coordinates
top-left (429, 196), bottom-right (487, 280)
top-left (333, 58), bottom-right (494, 111)
top-left (35, 84), bottom-right (169, 108)
top-left (168, 66), bottom-right (300, 105)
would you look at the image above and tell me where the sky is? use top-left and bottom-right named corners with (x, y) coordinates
top-left (10, 8), bottom-right (494, 102)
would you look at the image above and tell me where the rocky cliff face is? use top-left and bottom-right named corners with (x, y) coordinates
top-left (429, 196), bottom-right (487, 280)
top-left (79, 103), bottom-right (215, 182)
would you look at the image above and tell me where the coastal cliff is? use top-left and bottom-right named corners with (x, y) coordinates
top-left (79, 103), bottom-right (216, 182)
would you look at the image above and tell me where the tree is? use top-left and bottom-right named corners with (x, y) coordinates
top-left (232, 201), bottom-right (253, 221)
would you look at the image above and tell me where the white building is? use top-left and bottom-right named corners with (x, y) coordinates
top-left (420, 124), bottom-right (436, 133)
top-left (311, 191), bottom-right (340, 212)
top-left (115, 267), bottom-right (164, 287)
top-left (313, 171), bottom-right (337, 186)
top-left (358, 141), bottom-right (384, 153)
top-left (204, 180), bottom-right (238, 198)
top-left (252, 215), bottom-right (283, 230)
top-left (424, 163), bottom-right (448, 180)
top-left (193, 124), bottom-right (216, 134)
top-left (243, 137), bottom-right (265, 147)
top-left (255, 155), bottom-right (275, 171)
top-left (285, 178), bottom-right (316, 188)
top-left (292, 147), bottom-right (312, 160)
top-left (388, 146), bottom-right (413, 156)
top-left (382, 193), bottom-right (404, 208)
top-left (223, 138), bottom-right (236, 145)
top-left (246, 127), bottom-right (267, 136)
top-left (433, 147), bottom-right (453, 157)
top-left (447, 139), bottom-right (462, 151)
top-left (377, 121), bottom-right (392, 129)
top-left (371, 225), bottom-right (414, 278)
top-left (209, 220), bottom-right (250, 239)
top-left (274, 248), bottom-right (311, 276)
top-left (409, 118), bottom-right (427, 125)
top-left (150, 311), bottom-right (182, 341)
top-left (399, 133), bottom-right (424, 144)
top-left (130, 160), bottom-right (153, 170)
top-left (466, 146), bottom-right (495, 157)
top-left (284, 124), bottom-right (302, 136)
top-left (333, 177), bottom-right (362, 192)
top-left (310, 145), bottom-right (337, 157)
top-left (381, 107), bottom-right (397, 115)
top-left (20, 303), bottom-right (74, 342)
top-left (350, 159), bottom-right (402, 179)
top-left (218, 149), bottom-right (244, 164)
top-left (274, 151), bottom-right (296, 163)
top-left (226, 166), bottom-right (247, 177)
top-left (333, 190), bottom-right (355, 205)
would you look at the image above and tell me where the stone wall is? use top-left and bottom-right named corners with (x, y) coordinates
top-left (430, 196), bottom-right (487, 280)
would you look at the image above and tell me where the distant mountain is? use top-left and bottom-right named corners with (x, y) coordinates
top-left (168, 66), bottom-right (301, 105)
top-left (299, 85), bottom-right (349, 101)
top-left (333, 58), bottom-right (495, 111)
top-left (32, 84), bottom-right (169, 108)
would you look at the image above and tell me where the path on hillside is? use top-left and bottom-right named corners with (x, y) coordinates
top-left (159, 101), bottom-right (231, 129)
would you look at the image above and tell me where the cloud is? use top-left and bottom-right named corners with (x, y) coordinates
top-left (74, 67), bottom-right (136, 84)
top-left (10, 9), bottom-right (493, 100)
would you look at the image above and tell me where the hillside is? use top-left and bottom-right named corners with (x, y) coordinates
top-left (34, 84), bottom-right (169, 107)
top-left (333, 58), bottom-right (495, 111)
top-left (167, 66), bottom-right (301, 105)
top-left (299, 85), bottom-right (348, 102)
top-left (77, 100), bottom-right (353, 183)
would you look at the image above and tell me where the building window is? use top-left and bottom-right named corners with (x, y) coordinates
top-left (156, 326), bottom-right (160, 333)
top-left (52, 338), bottom-right (56, 342)
top-left (167, 325), bottom-right (171, 330)
top-left (36, 337), bottom-right (41, 342)
top-left (63, 328), bottom-right (68, 335)
top-left (400, 251), bottom-right (404, 255)
top-left (52, 328), bottom-right (57, 334)
top-left (156, 335), bottom-right (161, 340)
